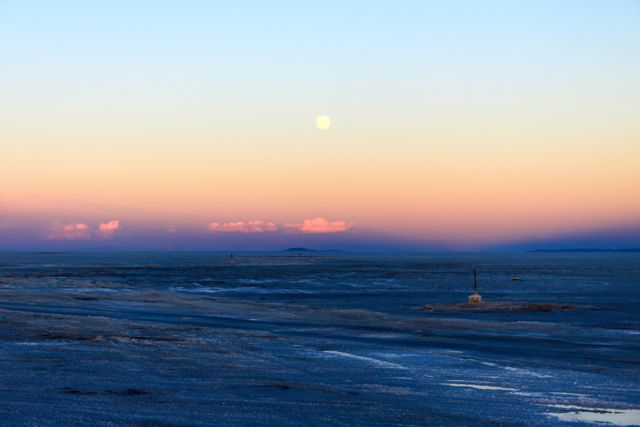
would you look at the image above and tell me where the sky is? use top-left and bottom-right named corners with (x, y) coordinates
top-left (1, 0), bottom-right (639, 250)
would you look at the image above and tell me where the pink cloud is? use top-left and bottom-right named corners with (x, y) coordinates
top-left (286, 217), bottom-right (353, 234)
top-left (167, 225), bottom-right (178, 234)
top-left (51, 223), bottom-right (90, 240)
top-left (207, 220), bottom-right (278, 233)
top-left (64, 223), bottom-right (88, 232)
top-left (99, 220), bottom-right (120, 237)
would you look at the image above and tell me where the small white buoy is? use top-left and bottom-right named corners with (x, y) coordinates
top-left (468, 292), bottom-right (482, 304)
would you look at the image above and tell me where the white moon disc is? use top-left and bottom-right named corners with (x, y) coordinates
top-left (315, 115), bottom-right (331, 130)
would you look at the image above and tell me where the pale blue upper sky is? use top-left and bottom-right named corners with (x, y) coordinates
top-left (3, 0), bottom-right (638, 122)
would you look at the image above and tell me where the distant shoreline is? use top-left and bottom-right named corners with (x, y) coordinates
top-left (282, 248), bottom-right (343, 253)
top-left (0, 248), bottom-right (638, 254)
top-left (529, 248), bottom-right (640, 253)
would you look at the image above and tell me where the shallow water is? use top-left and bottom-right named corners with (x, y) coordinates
top-left (0, 252), bottom-right (638, 426)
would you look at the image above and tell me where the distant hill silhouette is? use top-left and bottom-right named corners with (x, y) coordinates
top-left (530, 248), bottom-right (640, 253)
top-left (283, 248), bottom-right (342, 253)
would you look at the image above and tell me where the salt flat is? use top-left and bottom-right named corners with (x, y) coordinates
top-left (0, 252), bottom-right (638, 426)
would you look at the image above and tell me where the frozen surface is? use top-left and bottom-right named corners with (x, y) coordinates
top-left (0, 252), bottom-right (638, 426)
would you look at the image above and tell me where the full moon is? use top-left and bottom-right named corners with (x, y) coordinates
top-left (315, 115), bottom-right (331, 130)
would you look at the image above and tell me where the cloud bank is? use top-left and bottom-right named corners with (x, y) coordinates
top-left (99, 220), bottom-right (120, 237)
top-left (56, 223), bottom-right (90, 240)
top-left (286, 217), bottom-right (353, 234)
top-left (207, 220), bottom-right (278, 233)
top-left (206, 218), bottom-right (352, 234)
top-left (47, 220), bottom-right (121, 240)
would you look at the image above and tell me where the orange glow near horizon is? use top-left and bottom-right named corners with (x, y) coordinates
top-left (1, 2), bottom-right (639, 248)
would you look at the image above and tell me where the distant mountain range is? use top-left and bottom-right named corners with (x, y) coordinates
top-left (530, 248), bottom-right (640, 253)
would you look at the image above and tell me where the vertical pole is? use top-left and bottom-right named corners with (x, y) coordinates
top-left (474, 269), bottom-right (477, 293)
